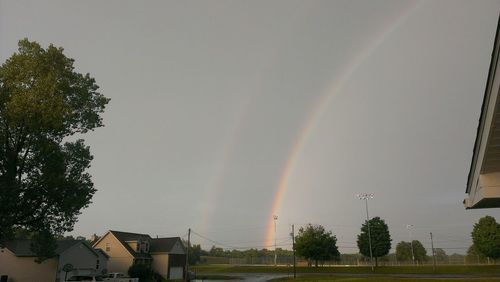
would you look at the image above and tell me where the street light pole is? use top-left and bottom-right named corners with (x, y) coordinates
top-left (357, 193), bottom-right (374, 271)
top-left (406, 225), bottom-right (415, 265)
top-left (274, 215), bottom-right (278, 266)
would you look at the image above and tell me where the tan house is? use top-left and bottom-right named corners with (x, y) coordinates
top-left (0, 239), bottom-right (108, 282)
top-left (93, 230), bottom-right (186, 280)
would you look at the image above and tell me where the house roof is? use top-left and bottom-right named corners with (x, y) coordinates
top-left (150, 237), bottom-right (183, 253)
top-left (96, 231), bottom-right (184, 257)
top-left (108, 230), bottom-right (152, 259)
top-left (3, 239), bottom-right (97, 257)
top-left (465, 15), bottom-right (500, 208)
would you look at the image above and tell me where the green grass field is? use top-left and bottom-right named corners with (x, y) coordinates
top-left (272, 277), bottom-right (500, 282)
top-left (192, 265), bottom-right (500, 275)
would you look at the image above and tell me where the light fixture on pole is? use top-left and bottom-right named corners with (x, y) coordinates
top-left (273, 215), bottom-right (278, 266)
top-left (357, 193), bottom-right (374, 271)
top-left (406, 224), bottom-right (415, 265)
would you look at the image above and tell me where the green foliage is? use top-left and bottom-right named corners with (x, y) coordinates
top-left (209, 246), bottom-right (227, 257)
top-left (128, 263), bottom-right (153, 281)
top-left (434, 248), bottom-right (448, 263)
top-left (295, 224), bottom-right (340, 267)
top-left (357, 217), bottom-right (391, 266)
top-left (396, 240), bottom-right (428, 264)
top-left (471, 216), bottom-right (500, 260)
top-left (31, 229), bottom-right (57, 263)
top-left (13, 227), bottom-right (34, 239)
top-left (466, 244), bottom-right (487, 263)
top-left (395, 241), bottom-right (412, 261)
top-left (183, 241), bottom-right (202, 265)
top-left (0, 39), bottom-right (109, 259)
top-left (410, 240), bottom-right (427, 263)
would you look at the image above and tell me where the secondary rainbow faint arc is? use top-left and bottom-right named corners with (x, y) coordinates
top-left (264, 1), bottom-right (422, 248)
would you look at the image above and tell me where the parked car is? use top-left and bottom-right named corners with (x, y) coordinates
top-left (67, 275), bottom-right (104, 281)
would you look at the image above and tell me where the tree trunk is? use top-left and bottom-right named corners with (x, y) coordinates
top-left (315, 260), bottom-right (318, 267)
top-left (375, 257), bottom-right (378, 267)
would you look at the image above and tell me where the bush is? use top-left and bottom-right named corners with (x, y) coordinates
top-left (128, 264), bottom-right (153, 281)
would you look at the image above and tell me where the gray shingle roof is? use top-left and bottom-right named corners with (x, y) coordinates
top-left (106, 231), bottom-right (184, 256)
top-left (4, 240), bottom-right (97, 257)
top-left (108, 230), bottom-right (152, 259)
top-left (150, 237), bottom-right (183, 253)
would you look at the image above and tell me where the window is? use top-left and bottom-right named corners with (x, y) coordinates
top-left (106, 243), bottom-right (111, 252)
top-left (96, 259), bottom-right (100, 270)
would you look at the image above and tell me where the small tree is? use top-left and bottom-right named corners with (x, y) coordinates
top-left (471, 216), bottom-right (500, 261)
top-left (295, 224), bottom-right (340, 267)
top-left (395, 240), bottom-right (427, 264)
top-left (434, 248), bottom-right (448, 263)
top-left (395, 241), bottom-right (412, 262)
top-left (357, 217), bottom-right (391, 266)
top-left (411, 240), bottom-right (427, 264)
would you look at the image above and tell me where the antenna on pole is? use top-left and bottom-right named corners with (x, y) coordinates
top-left (430, 232), bottom-right (436, 272)
top-left (292, 224), bottom-right (296, 279)
top-left (185, 228), bottom-right (191, 281)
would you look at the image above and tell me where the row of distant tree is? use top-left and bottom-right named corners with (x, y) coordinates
top-left (185, 215), bottom-right (500, 267)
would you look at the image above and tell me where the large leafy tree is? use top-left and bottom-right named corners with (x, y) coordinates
top-left (357, 217), bottom-right (391, 266)
top-left (0, 39), bottom-right (109, 259)
top-left (295, 224), bottom-right (340, 267)
top-left (471, 216), bottom-right (500, 261)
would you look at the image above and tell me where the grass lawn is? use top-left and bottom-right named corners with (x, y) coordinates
top-left (192, 265), bottom-right (500, 275)
top-left (272, 277), bottom-right (500, 282)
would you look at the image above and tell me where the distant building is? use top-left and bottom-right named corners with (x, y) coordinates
top-left (0, 239), bottom-right (108, 282)
top-left (465, 16), bottom-right (500, 209)
top-left (93, 230), bottom-right (186, 280)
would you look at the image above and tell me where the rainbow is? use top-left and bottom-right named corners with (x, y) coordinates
top-left (264, 1), bottom-right (422, 248)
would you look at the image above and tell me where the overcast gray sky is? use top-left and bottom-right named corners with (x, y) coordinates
top-left (1, 0), bottom-right (500, 254)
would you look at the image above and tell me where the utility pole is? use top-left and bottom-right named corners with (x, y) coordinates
top-left (274, 215), bottom-right (278, 266)
top-left (292, 224), bottom-right (296, 278)
top-left (407, 225), bottom-right (415, 265)
top-left (357, 193), bottom-right (374, 271)
top-left (185, 228), bottom-right (191, 282)
top-left (430, 232), bottom-right (436, 271)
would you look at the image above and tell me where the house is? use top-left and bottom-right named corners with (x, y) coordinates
top-left (93, 230), bottom-right (186, 280)
top-left (0, 239), bottom-right (108, 282)
top-left (465, 16), bottom-right (500, 209)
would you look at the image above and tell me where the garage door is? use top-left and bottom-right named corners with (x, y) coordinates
top-left (169, 267), bottom-right (183, 279)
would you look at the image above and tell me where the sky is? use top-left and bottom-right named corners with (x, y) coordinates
top-left (1, 0), bottom-right (500, 254)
